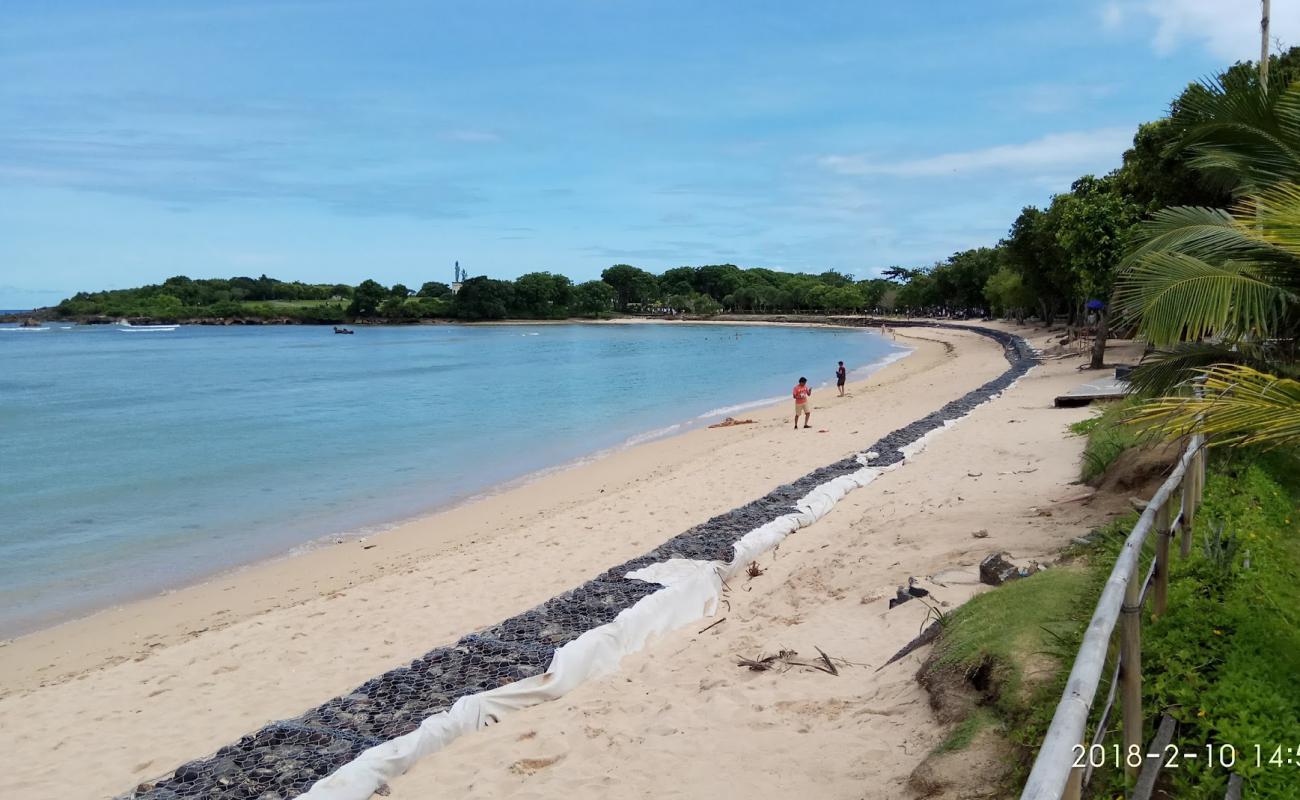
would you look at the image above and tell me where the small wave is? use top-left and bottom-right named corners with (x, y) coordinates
top-left (850, 346), bottom-right (912, 377)
top-left (694, 395), bottom-right (784, 420)
top-left (623, 423), bottom-right (683, 447)
top-left (1, 327), bottom-right (49, 332)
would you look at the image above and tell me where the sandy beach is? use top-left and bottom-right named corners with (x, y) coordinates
top-left (0, 322), bottom-right (1123, 798)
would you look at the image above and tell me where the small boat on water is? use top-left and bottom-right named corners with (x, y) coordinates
top-left (118, 320), bottom-right (179, 332)
top-left (333, 326), bottom-right (355, 335)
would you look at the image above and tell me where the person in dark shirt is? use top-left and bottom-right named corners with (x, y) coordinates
top-left (836, 361), bottom-right (847, 396)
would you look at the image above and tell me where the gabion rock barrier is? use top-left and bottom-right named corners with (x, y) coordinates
top-left (121, 323), bottom-right (1036, 800)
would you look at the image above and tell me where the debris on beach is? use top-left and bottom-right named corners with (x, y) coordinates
top-left (888, 577), bottom-right (931, 608)
top-left (978, 552), bottom-right (1043, 587)
top-left (698, 617), bottom-right (726, 634)
top-left (971, 529), bottom-right (989, 539)
top-left (746, 561), bottom-right (764, 578)
top-left (708, 416), bottom-right (756, 428)
top-left (737, 647), bottom-right (841, 675)
top-left (877, 619), bottom-right (943, 671)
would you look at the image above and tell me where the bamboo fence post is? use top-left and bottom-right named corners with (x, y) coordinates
top-left (1179, 473), bottom-right (1194, 558)
top-left (1152, 499), bottom-right (1172, 617)
top-left (1062, 759), bottom-right (1083, 800)
top-left (1120, 558), bottom-right (1144, 780)
top-left (1196, 446), bottom-right (1207, 509)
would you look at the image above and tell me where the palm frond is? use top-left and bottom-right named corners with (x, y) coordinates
top-left (1111, 251), bottom-right (1287, 344)
top-left (1126, 342), bottom-right (1260, 397)
top-left (1121, 206), bottom-right (1264, 269)
top-left (1127, 365), bottom-right (1300, 448)
top-left (1238, 183), bottom-right (1300, 293)
top-left (1175, 76), bottom-right (1300, 191)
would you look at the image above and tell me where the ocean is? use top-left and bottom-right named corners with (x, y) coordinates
top-left (0, 321), bottom-right (905, 636)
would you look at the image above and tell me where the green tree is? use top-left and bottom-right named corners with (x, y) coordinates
top-left (1004, 205), bottom-right (1070, 326)
top-left (453, 276), bottom-right (515, 320)
top-left (572, 280), bottom-right (616, 316)
top-left (818, 269), bottom-right (853, 288)
top-left (600, 264), bottom-right (659, 310)
top-left (513, 272), bottom-right (573, 317)
top-left (349, 279), bottom-right (389, 318)
top-left (1054, 175), bottom-right (1140, 367)
top-left (826, 285), bottom-right (865, 312)
top-left (417, 281), bottom-right (451, 298)
top-left (983, 266), bottom-right (1034, 322)
top-left (692, 264), bottom-right (744, 300)
top-left (658, 267), bottom-right (697, 297)
top-left (1114, 64), bottom-right (1300, 448)
top-left (856, 278), bottom-right (892, 309)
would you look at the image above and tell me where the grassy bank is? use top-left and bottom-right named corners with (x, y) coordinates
top-left (1088, 448), bottom-right (1300, 798)
top-left (918, 406), bottom-right (1300, 798)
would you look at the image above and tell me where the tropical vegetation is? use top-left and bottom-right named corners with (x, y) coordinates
top-left (48, 265), bottom-right (896, 323)
top-left (1112, 66), bottom-right (1300, 449)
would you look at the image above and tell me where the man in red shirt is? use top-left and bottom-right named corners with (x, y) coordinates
top-left (792, 376), bottom-right (812, 429)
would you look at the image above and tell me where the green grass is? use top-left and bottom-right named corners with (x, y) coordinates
top-left (932, 568), bottom-right (1090, 681)
top-left (1069, 398), bottom-right (1146, 482)
top-left (925, 445), bottom-right (1300, 798)
top-left (925, 567), bottom-right (1096, 780)
top-left (1086, 448), bottom-right (1300, 799)
top-left (933, 708), bottom-right (998, 755)
top-left (256, 299), bottom-right (346, 309)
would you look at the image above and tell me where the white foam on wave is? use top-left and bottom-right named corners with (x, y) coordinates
top-left (693, 395), bottom-right (785, 420)
top-left (622, 423), bottom-right (683, 447)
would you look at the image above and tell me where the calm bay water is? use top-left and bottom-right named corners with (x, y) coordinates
top-left (0, 322), bottom-right (904, 636)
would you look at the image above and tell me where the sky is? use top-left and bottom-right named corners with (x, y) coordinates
top-left (2, 0), bottom-right (1297, 309)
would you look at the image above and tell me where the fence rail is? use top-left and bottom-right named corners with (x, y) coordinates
top-left (1020, 433), bottom-right (1206, 799)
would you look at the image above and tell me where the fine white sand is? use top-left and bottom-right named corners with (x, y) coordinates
top-left (0, 323), bottom-right (1121, 799)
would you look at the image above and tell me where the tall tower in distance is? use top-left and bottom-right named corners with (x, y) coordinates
top-left (451, 261), bottom-right (464, 295)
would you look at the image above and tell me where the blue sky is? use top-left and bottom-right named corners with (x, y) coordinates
top-left (2, 0), bottom-right (1294, 308)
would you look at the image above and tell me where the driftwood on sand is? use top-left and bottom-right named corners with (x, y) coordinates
top-left (708, 417), bottom-right (756, 428)
top-left (737, 647), bottom-right (842, 675)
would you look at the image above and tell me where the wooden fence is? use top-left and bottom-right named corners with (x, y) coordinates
top-left (1020, 433), bottom-right (1207, 799)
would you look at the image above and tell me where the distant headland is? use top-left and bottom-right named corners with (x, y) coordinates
top-left (6, 264), bottom-right (909, 325)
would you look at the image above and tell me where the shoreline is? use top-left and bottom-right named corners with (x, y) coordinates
top-left (0, 324), bottom-right (1023, 800)
top-left (0, 321), bottom-right (908, 643)
top-left (0, 322), bottom-right (917, 689)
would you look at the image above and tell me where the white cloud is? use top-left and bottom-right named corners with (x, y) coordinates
top-left (1101, 2), bottom-right (1125, 32)
top-left (817, 127), bottom-right (1133, 178)
top-left (1110, 0), bottom-right (1300, 61)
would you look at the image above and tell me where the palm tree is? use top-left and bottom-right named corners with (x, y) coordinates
top-left (1112, 73), bottom-right (1300, 448)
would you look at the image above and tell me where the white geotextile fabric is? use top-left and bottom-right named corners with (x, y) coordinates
top-left (302, 381), bottom-right (1018, 799)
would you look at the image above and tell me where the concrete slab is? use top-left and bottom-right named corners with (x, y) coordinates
top-left (1054, 375), bottom-right (1130, 407)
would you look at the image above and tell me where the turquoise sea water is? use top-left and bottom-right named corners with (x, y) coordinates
top-left (0, 322), bottom-right (904, 636)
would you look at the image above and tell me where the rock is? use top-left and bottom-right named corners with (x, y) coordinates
top-left (979, 552), bottom-right (1039, 586)
top-left (1129, 496), bottom-right (1148, 512)
top-left (971, 529), bottom-right (989, 539)
top-left (888, 577), bottom-right (931, 608)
